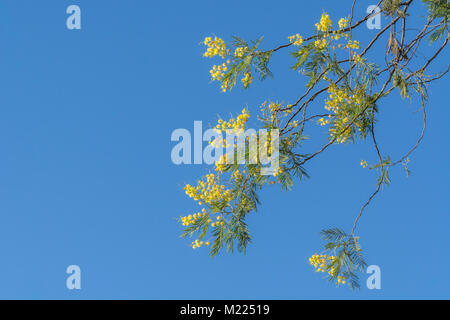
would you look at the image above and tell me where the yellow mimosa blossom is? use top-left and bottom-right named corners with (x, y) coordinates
top-left (352, 53), bottom-right (362, 64)
top-left (360, 160), bottom-right (368, 168)
top-left (212, 109), bottom-right (251, 171)
top-left (318, 117), bottom-right (331, 126)
top-left (213, 108), bottom-right (250, 134)
top-left (180, 209), bottom-right (208, 227)
top-left (191, 239), bottom-right (209, 249)
top-left (184, 173), bottom-right (233, 205)
top-left (338, 17), bottom-right (349, 29)
top-left (220, 78), bottom-right (232, 92)
top-left (241, 72), bottom-right (253, 88)
top-left (273, 167), bottom-right (283, 177)
top-left (314, 38), bottom-right (328, 50)
top-left (234, 46), bottom-right (247, 58)
top-left (315, 13), bottom-right (333, 32)
top-left (210, 62), bottom-right (229, 81)
top-left (203, 36), bottom-right (229, 59)
top-left (288, 34), bottom-right (304, 46)
top-left (346, 40), bottom-right (360, 49)
top-left (337, 276), bottom-right (347, 285)
top-left (309, 254), bottom-right (337, 276)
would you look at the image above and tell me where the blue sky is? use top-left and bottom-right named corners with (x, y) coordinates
top-left (0, 0), bottom-right (448, 299)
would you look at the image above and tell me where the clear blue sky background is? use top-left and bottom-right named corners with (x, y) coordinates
top-left (0, 0), bottom-right (448, 299)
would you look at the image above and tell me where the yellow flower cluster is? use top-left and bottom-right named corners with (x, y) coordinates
top-left (234, 46), bottom-right (247, 58)
top-left (352, 53), bottom-right (362, 64)
top-left (184, 173), bottom-right (233, 205)
top-left (314, 38), bottom-right (328, 50)
top-left (203, 36), bottom-right (229, 59)
top-left (315, 13), bottom-right (333, 32)
top-left (325, 84), bottom-right (342, 113)
top-left (232, 169), bottom-right (244, 181)
top-left (346, 40), bottom-right (360, 49)
top-left (210, 62), bottom-right (229, 81)
top-left (338, 17), bottom-right (349, 29)
top-left (180, 209), bottom-right (207, 226)
top-left (360, 160), bottom-right (368, 168)
top-left (214, 108), bottom-right (250, 134)
top-left (220, 78), bottom-right (232, 92)
top-left (211, 215), bottom-right (225, 227)
top-left (331, 30), bottom-right (350, 43)
top-left (329, 117), bottom-right (352, 143)
top-left (309, 254), bottom-right (336, 274)
top-left (202, 37), bottom-right (236, 92)
top-left (191, 239), bottom-right (210, 249)
top-left (309, 254), bottom-right (348, 285)
top-left (309, 13), bottom-right (357, 53)
top-left (203, 38), bottom-right (256, 92)
top-left (311, 13), bottom-right (336, 51)
top-left (323, 81), bottom-right (365, 144)
top-left (290, 120), bottom-right (299, 128)
top-left (325, 83), bottom-right (351, 113)
top-left (318, 117), bottom-right (331, 126)
top-left (241, 72), bottom-right (253, 88)
top-left (215, 154), bottom-right (229, 173)
top-left (288, 34), bottom-right (304, 46)
top-left (259, 101), bottom-right (293, 123)
top-left (273, 167), bottom-right (283, 177)
top-left (258, 101), bottom-right (300, 138)
top-left (212, 109), bottom-right (250, 172)
top-left (261, 101), bottom-right (281, 121)
top-left (337, 275), bottom-right (347, 285)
